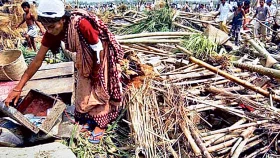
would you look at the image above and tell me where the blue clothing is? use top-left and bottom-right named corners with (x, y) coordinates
top-left (232, 10), bottom-right (243, 26)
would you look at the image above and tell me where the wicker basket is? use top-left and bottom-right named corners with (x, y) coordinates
top-left (0, 49), bottom-right (27, 81)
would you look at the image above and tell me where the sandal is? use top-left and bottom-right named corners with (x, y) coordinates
top-left (88, 131), bottom-right (104, 144)
top-left (79, 124), bottom-right (90, 133)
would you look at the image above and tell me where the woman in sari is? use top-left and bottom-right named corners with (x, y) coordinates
top-left (5, 0), bottom-right (123, 143)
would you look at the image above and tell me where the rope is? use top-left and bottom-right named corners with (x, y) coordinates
top-left (1, 66), bottom-right (14, 81)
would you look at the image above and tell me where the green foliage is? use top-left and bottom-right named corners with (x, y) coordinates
top-left (65, 110), bottom-right (133, 158)
top-left (181, 33), bottom-right (218, 60)
top-left (20, 45), bottom-right (70, 65)
top-left (118, 7), bottom-right (174, 34)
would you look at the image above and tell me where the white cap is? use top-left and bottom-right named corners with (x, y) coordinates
top-left (38, 0), bottom-right (65, 18)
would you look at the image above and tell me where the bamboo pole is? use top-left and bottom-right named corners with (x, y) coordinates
top-left (189, 56), bottom-right (280, 102)
top-left (204, 118), bottom-right (246, 147)
top-left (116, 32), bottom-right (194, 40)
top-left (138, 44), bottom-right (173, 54)
top-left (210, 134), bottom-right (240, 146)
top-left (244, 36), bottom-right (278, 68)
top-left (179, 122), bottom-right (201, 156)
top-left (161, 68), bottom-right (205, 76)
top-left (233, 62), bottom-right (280, 79)
top-left (167, 146), bottom-right (179, 158)
top-left (247, 133), bottom-right (265, 143)
top-left (231, 127), bottom-right (256, 158)
top-left (207, 138), bottom-right (238, 153)
top-left (162, 70), bottom-right (214, 80)
top-left (124, 36), bottom-right (182, 40)
top-left (187, 119), bottom-right (213, 158)
top-left (245, 145), bottom-right (269, 158)
top-left (125, 46), bottom-right (174, 57)
top-left (200, 120), bottom-right (269, 137)
top-left (242, 139), bottom-right (264, 152)
top-left (173, 22), bottom-right (202, 33)
top-left (216, 147), bottom-right (231, 155)
top-left (119, 39), bottom-right (181, 44)
top-left (230, 138), bottom-right (243, 156)
top-left (206, 86), bottom-right (264, 108)
top-left (178, 16), bottom-right (216, 24)
top-left (165, 63), bottom-right (196, 73)
top-left (170, 73), bottom-right (250, 86)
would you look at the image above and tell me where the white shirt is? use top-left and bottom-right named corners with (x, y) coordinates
top-left (267, 4), bottom-right (276, 16)
top-left (267, 4), bottom-right (276, 22)
top-left (140, 4), bottom-right (144, 11)
top-left (218, 3), bottom-right (231, 22)
top-left (177, 4), bottom-right (181, 9)
top-left (210, 1), bottom-right (214, 7)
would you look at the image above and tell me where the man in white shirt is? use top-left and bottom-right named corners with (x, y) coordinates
top-left (210, 0), bottom-right (214, 11)
top-left (140, 4), bottom-right (145, 12)
top-left (177, 3), bottom-right (182, 10)
top-left (266, 0), bottom-right (276, 35)
top-left (215, 0), bottom-right (232, 33)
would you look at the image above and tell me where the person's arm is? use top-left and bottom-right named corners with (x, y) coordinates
top-left (4, 45), bottom-right (49, 106)
top-left (250, 9), bottom-right (258, 23)
top-left (16, 15), bottom-right (25, 29)
top-left (79, 19), bottom-right (102, 64)
top-left (242, 9), bottom-right (246, 18)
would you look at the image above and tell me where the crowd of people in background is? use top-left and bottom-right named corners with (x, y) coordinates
top-left (73, 0), bottom-right (280, 47)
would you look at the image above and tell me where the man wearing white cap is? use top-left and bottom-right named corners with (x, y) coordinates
top-left (5, 0), bottom-right (123, 143)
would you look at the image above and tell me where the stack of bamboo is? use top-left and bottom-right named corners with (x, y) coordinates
top-left (117, 31), bottom-right (280, 157)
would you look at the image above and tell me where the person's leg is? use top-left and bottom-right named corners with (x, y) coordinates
top-left (260, 24), bottom-right (267, 42)
top-left (229, 25), bottom-right (234, 37)
top-left (222, 21), bottom-right (229, 34)
top-left (254, 21), bottom-right (260, 38)
top-left (235, 25), bottom-right (241, 45)
top-left (25, 34), bottom-right (32, 50)
top-left (219, 22), bottom-right (223, 31)
top-left (30, 37), bottom-right (37, 52)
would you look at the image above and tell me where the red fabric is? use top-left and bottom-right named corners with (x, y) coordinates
top-left (79, 19), bottom-right (99, 45)
top-left (41, 31), bottom-right (63, 49)
top-left (41, 18), bottom-right (99, 48)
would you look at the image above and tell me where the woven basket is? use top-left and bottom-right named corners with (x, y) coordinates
top-left (0, 49), bottom-right (27, 81)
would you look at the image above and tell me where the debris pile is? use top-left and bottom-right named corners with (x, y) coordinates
top-left (119, 34), bottom-right (280, 157)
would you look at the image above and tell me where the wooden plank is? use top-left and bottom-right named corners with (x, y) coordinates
top-left (22, 77), bottom-right (74, 96)
top-left (0, 77), bottom-right (74, 101)
top-left (0, 62), bottom-right (74, 101)
top-left (0, 102), bottom-right (40, 133)
top-left (40, 100), bottom-right (66, 133)
top-left (0, 142), bottom-right (76, 158)
top-left (31, 67), bottom-right (74, 80)
top-left (39, 62), bottom-right (74, 70)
